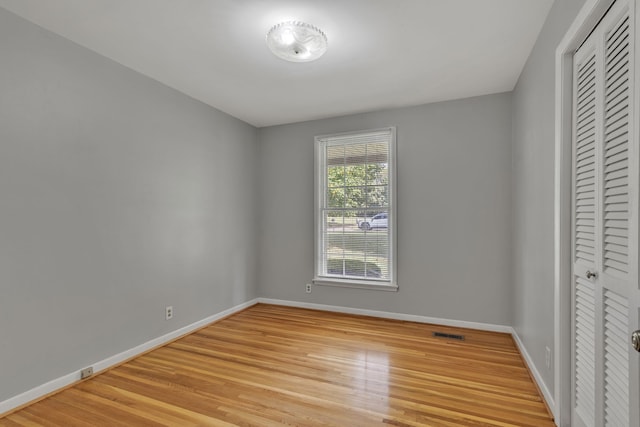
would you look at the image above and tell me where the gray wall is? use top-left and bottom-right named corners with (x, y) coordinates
top-left (512, 0), bottom-right (585, 397)
top-left (0, 0), bottom-right (590, 408)
top-left (0, 8), bottom-right (259, 402)
top-left (258, 93), bottom-right (513, 326)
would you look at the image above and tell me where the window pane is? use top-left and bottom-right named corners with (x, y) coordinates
top-left (344, 143), bottom-right (367, 165)
top-left (345, 186), bottom-right (367, 209)
top-left (327, 165), bottom-right (345, 188)
top-left (360, 209), bottom-right (389, 280)
top-left (366, 163), bottom-right (388, 185)
top-left (324, 212), bottom-right (346, 277)
top-left (366, 142), bottom-right (388, 164)
top-left (366, 185), bottom-right (389, 208)
top-left (327, 187), bottom-right (345, 208)
top-left (326, 145), bottom-right (345, 166)
top-left (344, 165), bottom-right (367, 186)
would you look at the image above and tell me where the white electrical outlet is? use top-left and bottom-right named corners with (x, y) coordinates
top-left (165, 305), bottom-right (173, 320)
top-left (305, 283), bottom-right (312, 293)
top-left (80, 367), bottom-right (94, 379)
top-left (545, 346), bottom-right (551, 370)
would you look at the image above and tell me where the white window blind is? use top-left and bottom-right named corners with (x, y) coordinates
top-left (314, 128), bottom-right (397, 290)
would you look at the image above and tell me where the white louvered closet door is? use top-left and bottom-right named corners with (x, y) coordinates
top-left (572, 0), bottom-right (640, 426)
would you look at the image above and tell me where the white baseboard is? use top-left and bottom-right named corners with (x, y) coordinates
top-left (511, 330), bottom-right (557, 422)
top-left (0, 298), bottom-right (259, 416)
top-left (257, 298), bottom-right (513, 333)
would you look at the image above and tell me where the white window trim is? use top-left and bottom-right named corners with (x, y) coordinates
top-left (313, 127), bottom-right (398, 291)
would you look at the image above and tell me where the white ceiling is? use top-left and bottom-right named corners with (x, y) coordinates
top-left (0, 0), bottom-right (554, 127)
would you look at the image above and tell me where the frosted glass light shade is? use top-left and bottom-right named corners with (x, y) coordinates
top-left (266, 21), bottom-right (327, 62)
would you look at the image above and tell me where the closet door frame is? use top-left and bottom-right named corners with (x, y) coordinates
top-left (556, 0), bottom-right (638, 426)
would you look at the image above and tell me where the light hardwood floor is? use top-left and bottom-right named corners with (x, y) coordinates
top-left (0, 304), bottom-right (554, 426)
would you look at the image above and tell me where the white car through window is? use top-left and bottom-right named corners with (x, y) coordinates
top-left (357, 213), bottom-right (388, 230)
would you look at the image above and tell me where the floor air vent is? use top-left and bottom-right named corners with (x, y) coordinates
top-left (432, 332), bottom-right (465, 341)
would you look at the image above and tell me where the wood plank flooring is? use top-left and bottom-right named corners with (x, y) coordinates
top-left (0, 304), bottom-right (554, 426)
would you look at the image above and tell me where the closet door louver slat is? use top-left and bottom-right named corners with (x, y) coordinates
top-left (575, 51), bottom-right (598, 267)
top-left (604, 290), bottom-right (629, 427)
top-left (575, 277), bottom-right (596, 427)
top-left (603, 15), bottom-right (630, 278)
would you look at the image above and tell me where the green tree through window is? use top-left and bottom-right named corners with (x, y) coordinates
top-left (327, 163), bottom-right (388, 216)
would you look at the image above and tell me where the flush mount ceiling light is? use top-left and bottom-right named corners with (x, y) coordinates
top-left (266, 21), bottom-right (328, 62)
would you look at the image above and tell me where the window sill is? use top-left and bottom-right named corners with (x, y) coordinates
top-left (312, 277), bottom-right (398, 292)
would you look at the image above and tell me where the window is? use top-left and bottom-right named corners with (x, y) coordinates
top-left (314, 127), bottom-right (397, 290)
